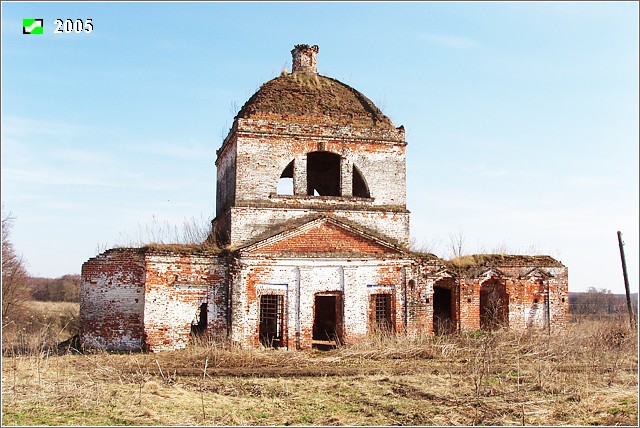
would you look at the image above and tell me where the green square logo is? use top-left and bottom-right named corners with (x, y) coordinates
top-left (23, 18), bottom-right (44, 34)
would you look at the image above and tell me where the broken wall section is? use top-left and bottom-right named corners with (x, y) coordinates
top-left (143, 250), bottom-right (227, 352)
top-left (80, 248), bottom-right (147, 350)
top-left (81, 247), bottom-right (228, 352)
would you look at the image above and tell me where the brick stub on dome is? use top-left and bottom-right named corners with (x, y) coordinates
top-left (291, 44), bottom-right (319, 73)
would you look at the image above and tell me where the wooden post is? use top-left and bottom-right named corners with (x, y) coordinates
top-left (617, 231), bottom-right (635, 330)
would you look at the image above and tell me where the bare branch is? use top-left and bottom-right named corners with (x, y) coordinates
top-left (2, 207), bottom-right (30, 325)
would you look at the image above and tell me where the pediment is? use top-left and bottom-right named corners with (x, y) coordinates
top-left (520, 268), bottom-right (554, 280)
top-left (238, 216), bottom-right (405, 257)
top-left (478, 268), bottom-right (505, 280)
top-left (432, 267), bottom-right (457, 279)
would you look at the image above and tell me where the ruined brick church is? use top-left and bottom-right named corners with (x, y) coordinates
top-left (80, 45), bottom-right (569, 352)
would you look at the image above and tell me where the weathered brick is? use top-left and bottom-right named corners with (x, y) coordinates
top-left (80, 45), bottom-right (569, 352)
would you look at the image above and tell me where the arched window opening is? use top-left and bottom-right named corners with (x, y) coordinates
top-left (307, 152), bottom-right (341, 196)
top-left (352, 165), bottom-right (370, 198)
top-left (277, 160), bottom-right (294, 195)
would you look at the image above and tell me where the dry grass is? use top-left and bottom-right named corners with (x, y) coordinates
top-left (114, 215), bottom-right (216, 249)
top-left (449, 254), bottom-right (563, 269)
top-left (2, 301), bottom-right (78, 355)
top-left (2, 319), bottom-right (637, 426)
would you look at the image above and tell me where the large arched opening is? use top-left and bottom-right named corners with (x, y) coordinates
top-left (307, 151), bottom-right (341, 196)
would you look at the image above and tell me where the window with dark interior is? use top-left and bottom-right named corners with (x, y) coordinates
top-left (307, 151), bottom-right (341, 196)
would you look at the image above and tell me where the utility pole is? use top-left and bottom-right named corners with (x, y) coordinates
top-left (617, 231), bottom-right (635, 330)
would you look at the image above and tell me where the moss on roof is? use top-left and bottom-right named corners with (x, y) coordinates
top-left (235, 72), bottom-right (395, 129)
top-left (448, 254), bottom-right (564, 270)
top-left (410, 251), bottom-right (446, 264)
top-left (139, 242), bottom-right (222, 255)
top-left (93, 243), bottom-right (223, 258)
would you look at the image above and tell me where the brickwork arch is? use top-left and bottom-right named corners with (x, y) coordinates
top-left (276, 153), bottom-right (372, 199)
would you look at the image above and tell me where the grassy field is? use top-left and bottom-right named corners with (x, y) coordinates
top-left (2, 301), bottom-right (79, 355)
top-left (1, 318), bottom-right (637, 426)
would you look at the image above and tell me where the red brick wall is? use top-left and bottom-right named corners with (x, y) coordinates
top-left (81, 248), bottom-right (228, 352)
top-left (256, 221), bottom-right (394, 255)
top-left (454, 264), bottom-right (569, 333)
top-left (80, 249), bottom-right (146, 350)
top-left (80, 247), bottom-right (569, 352)
top-left (143, 252), bottom-right (227, 352)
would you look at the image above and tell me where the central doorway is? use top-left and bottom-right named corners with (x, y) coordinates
top-left (312, 293), bottom-right (343, 349)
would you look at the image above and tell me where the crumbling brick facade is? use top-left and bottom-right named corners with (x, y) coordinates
top-left (80, 44), bottom-right (569, 352)
top-left (81, 248), bottom-right (227, 351)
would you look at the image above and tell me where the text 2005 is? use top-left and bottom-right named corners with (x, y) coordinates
top-left (54, 19), bottom-right (93, 33)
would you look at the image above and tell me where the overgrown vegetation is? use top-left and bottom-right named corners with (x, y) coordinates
top-left (115, 214), bottom-right (218, 250)
top-left (2, 209), bottom-right (30, 327)
top-left (1, 301), bottom-right (79, 355)
top-left (29, 275), bottom-right (80, 302)
top-left (2, 319), bottom-right (637, 426)
top-left (2, 209), bottom-right (80, 354)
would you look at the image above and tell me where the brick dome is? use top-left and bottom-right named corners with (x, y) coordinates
top-left (235, 68), bottom-right (395, 129)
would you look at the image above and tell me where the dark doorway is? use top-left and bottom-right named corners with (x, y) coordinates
top-left (307, 152), bottom-right (341, 196)
top-left (480, 280), bottom-right (509, 331)
top-left (433, 287), bottom-right (454, 335)
top-left (259, 295), bottom-right (284, 348)
top-left (191, 302), bottom-right (207, 336)
top-left (313, 294), bottom-right (342, 349)
top-left (370, 294), bottom-right (393, 333)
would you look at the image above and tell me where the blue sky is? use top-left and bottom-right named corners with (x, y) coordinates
top-left (2, 1), bottom-right (638, 294)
